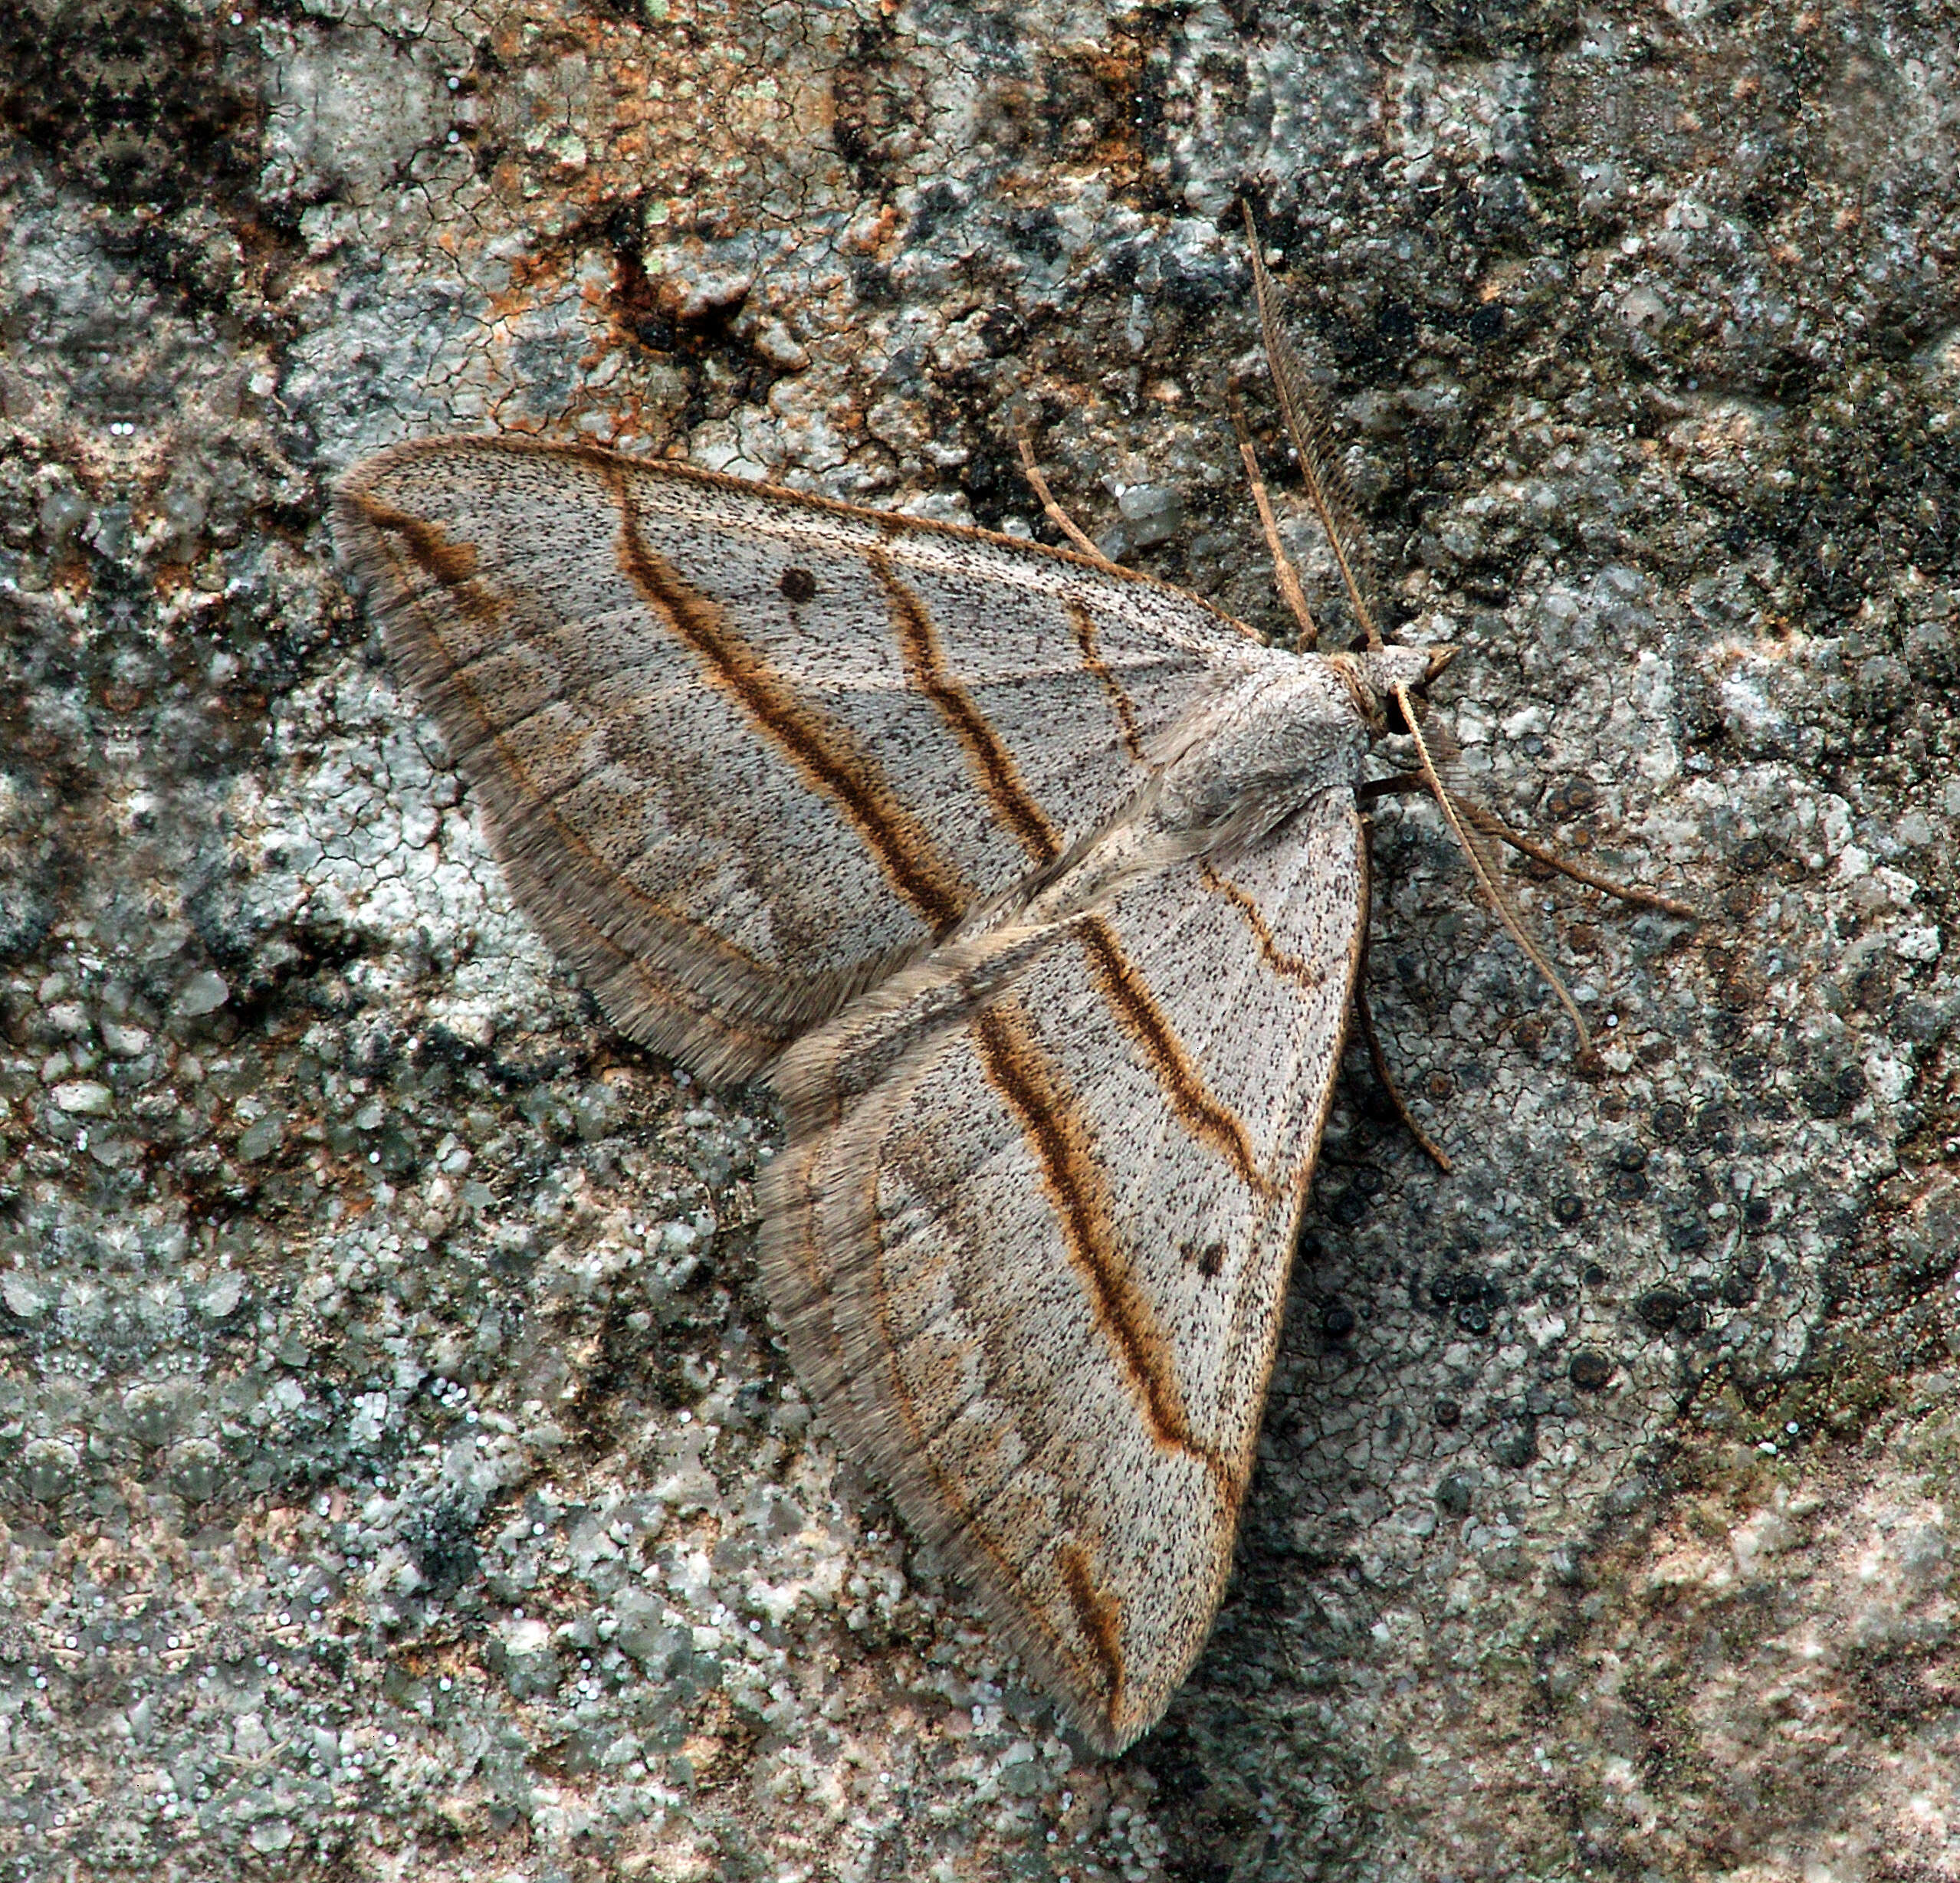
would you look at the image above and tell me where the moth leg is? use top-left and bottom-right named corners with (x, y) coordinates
top-left (1227, 390), bottom-right (1318, 650)
top-left (1456, 802), bottom-right (1701, 920)
top-left (1392, 680), bottom-right (1597, 1062)
top-left (1013, 426), bottom-right (1121, 569)
top-left (1361, 776), bottom-right (1696, 919)
top-left (1354, 820), bottom-right (1451, 1173)
top-left (1354, 980), bottom-right (1452, 1173)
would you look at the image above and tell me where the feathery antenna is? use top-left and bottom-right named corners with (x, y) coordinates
top-left (1242, 209), bottom-right (1694, 1071)
top-left (1243, 203), bottom-right (1382, 650)
top-left (1228, 390), bottom-right (1320, 648)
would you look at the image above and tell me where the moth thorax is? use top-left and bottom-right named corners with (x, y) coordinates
top-left (1360, 644), bottom-right (1457, 698)
top-left (1153, 669), bottom-right (1368, 845)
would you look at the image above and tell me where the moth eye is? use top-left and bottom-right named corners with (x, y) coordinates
top-left (1385, 688), bottom-right (1421, 735)
top-left (780, 566), bottom-right (818, 603)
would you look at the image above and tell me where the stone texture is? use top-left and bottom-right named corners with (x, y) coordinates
top-left (0, 0), bottom-right (1956, 1877)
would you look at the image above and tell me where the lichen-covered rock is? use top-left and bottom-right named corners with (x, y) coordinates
top-left (0, 0), bottom-right (1955, 1878)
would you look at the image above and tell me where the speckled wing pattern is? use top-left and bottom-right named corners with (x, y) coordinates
top-left (334, 437), bottom-right (1377, 1753)
top-left (767, 802), bottom-right (1365, 1750)
top-left (333, 438), bottom-right (1262, 1083)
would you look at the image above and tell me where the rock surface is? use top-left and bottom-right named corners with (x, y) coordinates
top-left (1, 0), bottom-right (1956, 1877)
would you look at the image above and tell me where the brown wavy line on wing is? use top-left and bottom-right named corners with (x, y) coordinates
top-left (362, 500), bottom-right (484, 592)
top-left (876, 1298), bottom-right (1132, 1741)
top-left (1199, 861), bottom-right (1329, 990)
top-left (870, 545), bottom-right (1062, 866)
top-left (775, 1087), bottom-right (1128, 1737)
top-left (609, 471), bottom-right (973, 932)
top-left (1064, 597), bottom-right (1146, 762)
top-left (1076, 917), bottom-right (1275, 1198)
top-left (971, 999), bottom-right (1232, 1491)
top-left (852, 1128), bottom-right (1164, 1742)
top-left (1059, 1541), bottom-right (1127, 1719)
top-left (346, 493), bottom-right (775, 979)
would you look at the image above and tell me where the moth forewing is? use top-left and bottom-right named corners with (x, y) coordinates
top-left (763, 786), bottom-right (1373, 1752)
top-left (333, 439), bottom-right (1252, 1077)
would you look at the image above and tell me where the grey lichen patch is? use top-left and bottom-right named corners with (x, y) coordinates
top-left (1, 0), bottom-right (1956, 1876)
top-left (1507, 1410), bottom-right (1960, 1879)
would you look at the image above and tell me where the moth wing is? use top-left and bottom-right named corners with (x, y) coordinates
top-left (333, 437), bottom-right (1261, 1081)
top-left (762, 789), bottom-right (1367, 1752)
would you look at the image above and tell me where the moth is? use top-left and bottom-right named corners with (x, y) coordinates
top-left (333, 230), bottom-right (1686, 1753)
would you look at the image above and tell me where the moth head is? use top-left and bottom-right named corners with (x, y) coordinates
top-left (1346, 644), bottom-right (1455, 733)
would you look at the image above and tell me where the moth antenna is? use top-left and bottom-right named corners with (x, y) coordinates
top-left (1394, 681), bottom-right (1597, 1062)
top-left (1227, 389), bottom-right (1318, 649)
top-left (1013, 425), bottom-right (1121, 569)
top-left (1242, 202), bottom-right (1382, 651)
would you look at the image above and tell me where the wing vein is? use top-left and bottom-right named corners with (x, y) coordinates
top-left (971, 999), bottom-right (1233, 1488)
top-left (609, 471), bottom-right (973, 930)
top-left (871, 546), bottom-right (1062, 864)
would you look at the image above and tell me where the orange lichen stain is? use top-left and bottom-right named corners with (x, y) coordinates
top-left (556, 390), bottom-right (674, 451)
top-left (1079, 43), bottom-right (1149, 180)
top-left (432, 0), bottom-right (850, 251)
top-left (49, 562), bottom-right (94, 605)
top-left (1705, 616), bottom-right (1801, 677)
top-left (481, 252), bottom-right (569, 337)
top-left (842, 204), bottom-right (903, 258)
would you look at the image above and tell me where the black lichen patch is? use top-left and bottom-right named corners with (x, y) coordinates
top-left (0, 0), bottom-right (261, 211)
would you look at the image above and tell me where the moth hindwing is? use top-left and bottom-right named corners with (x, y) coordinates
top-left (335, 435), bottom-right (1436, 1751)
